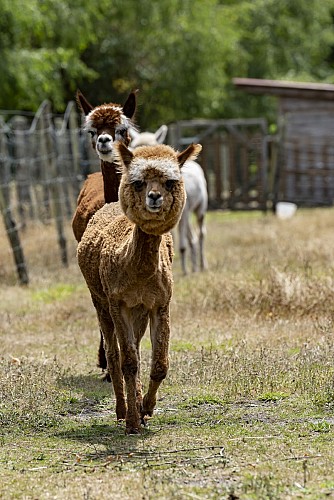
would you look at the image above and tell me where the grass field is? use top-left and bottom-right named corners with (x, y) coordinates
top-left (1, 208), bottom-right (334, 499)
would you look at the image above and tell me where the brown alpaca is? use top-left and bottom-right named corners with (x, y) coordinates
top-left (77, 142), bottom-right (202, 434)
top-left (72, 89), bottom-right (137, 242)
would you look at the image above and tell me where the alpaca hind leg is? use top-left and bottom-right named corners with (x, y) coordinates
top-left (187, 222), bottom-right (198, 272)
top-left (96, 306), bottom-right (126, 420)
top-left (198, 214), bottom-right (207, 271)
top-left (178, 214), bottom-right (188, 274)
top-left (97, 329), bottom-right (111, 382)
top-left (142, 306), bottom-right (170, 420)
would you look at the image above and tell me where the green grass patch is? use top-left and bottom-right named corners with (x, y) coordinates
top-left (258, 391), bottom-right (290, 402)
top-left (179, 394), bottom-right (225, 409)
top-left (31, 283), bottom-right (79, 303)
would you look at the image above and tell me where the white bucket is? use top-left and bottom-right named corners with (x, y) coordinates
top-left (276, 202), bottom-right (297, 220)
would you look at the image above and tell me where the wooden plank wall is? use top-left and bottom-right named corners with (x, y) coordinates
top-left (276, 98), bottom-right (334, 206)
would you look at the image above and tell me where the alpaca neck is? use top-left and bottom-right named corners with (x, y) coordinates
top-left (126, 226), bottom-right (162, 271)
top-left (101, 160), bottom-right (121, 203)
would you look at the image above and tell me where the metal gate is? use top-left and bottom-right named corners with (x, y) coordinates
top-left (168, 118), bottom-right (270, 211)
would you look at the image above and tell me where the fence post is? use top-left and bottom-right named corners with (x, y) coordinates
top-left (0, 119), bottom-right (29, 284)
top-left (68, 102), bottom-right (81, 200)
top-left (54, 116), bottom-right (73, 218)
top-left (37, 101), bottom-right (68, 266)
top-left (10, 115), bottom-right (32, 229)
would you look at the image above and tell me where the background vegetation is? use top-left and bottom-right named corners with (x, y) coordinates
top-left (1, 0), bottom-right (334, 127)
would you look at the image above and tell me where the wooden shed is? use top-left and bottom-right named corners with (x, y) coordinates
top-left (233, 78), bottom-right (334, 207)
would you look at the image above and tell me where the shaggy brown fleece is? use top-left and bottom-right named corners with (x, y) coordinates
top-left (77, 143), bottom-right (201, 434)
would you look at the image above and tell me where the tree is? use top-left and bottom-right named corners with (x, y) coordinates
top-left (1, 0), bottom-right (334, 127)
top-left (79, 0), bottom-right (243, 127)
top-left (0, 0), bottom-right (99, 110)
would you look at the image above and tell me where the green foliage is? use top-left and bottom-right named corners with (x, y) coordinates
top-left (309, 420), bottom-right (331, 433)
top-left (1, 0), bottom-right (334, 124)
top-left (0, 0), bottom-right (99, 110)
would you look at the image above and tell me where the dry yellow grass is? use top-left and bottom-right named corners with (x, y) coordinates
top-left (1, 207), bottom-right (334, 499)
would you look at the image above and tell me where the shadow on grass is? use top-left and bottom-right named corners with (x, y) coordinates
top-left (56, 372), bottom-right (158, 458)
top-left (55, 419), bottom-right (156, 462)
top-left (58, 373), bottom-right (112, 398)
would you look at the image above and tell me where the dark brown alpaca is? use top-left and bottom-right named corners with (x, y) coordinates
top-left (72, 90), bottom-right (137, 377)
top-left (72, 89), bottom-right (137, 241)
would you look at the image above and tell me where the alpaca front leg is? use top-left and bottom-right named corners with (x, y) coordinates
top-left (105, 335), bottom-right (127, 420)
top-left (110, 303), bottom-right (141, 434)
top-left (133, 306), bottom-right (150, 413)
top-left (121, 347), bottom-right (141, 434)
top-left (142, 306), bottom-right (170, 420)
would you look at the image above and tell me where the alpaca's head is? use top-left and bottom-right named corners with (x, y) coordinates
top-left (115, 143), bottom-right (202, 235)
top-left (76, 90), bottom-right (137, 163)
top-left (129, 125), bottom-right (168, 148)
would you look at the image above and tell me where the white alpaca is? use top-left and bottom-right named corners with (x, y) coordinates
top-left (77, 143), bottom-right (202, 434)
top-left (130, 126), bottom-right (208, 273)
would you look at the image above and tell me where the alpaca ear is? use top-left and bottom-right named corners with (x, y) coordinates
top-left (76, 89), bottom-right (93, 116)
top-left (177, 144), bottom-right (202, 167)
top-left (129, 127), bottom-right (140, 140)
top-left (115, 142), bottom-right (134, 169)
top-left (155, 125), bottom-right (168, 144)
top-left (123, 90), bottom-right (138, 119)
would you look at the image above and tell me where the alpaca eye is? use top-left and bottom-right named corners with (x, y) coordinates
top-left (133, 180), bottom-right (145, 191)
top-left (165, 180), bottom-right (175, 191)
top-left (88, 130), bottom-right (96, 138)
top-left (116, 126), bottom-right (128, 139)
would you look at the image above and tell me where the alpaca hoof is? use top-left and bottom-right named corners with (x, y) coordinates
top-left (116, 405), bottom-right (127, 421)
top-left (141, 415), bottom-right (152, 427)
top-left (101, 371), bottom-right (111, 383)
top-left (125, 426), bottom-right (141, 435)
top-left (141, 396), bottom-right (154, 419)
top-left (141, 416), bottom-right (147, 426)
top-left (141, 408), bottom-right (153, 419)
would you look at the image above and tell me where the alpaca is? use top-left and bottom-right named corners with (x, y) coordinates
top-left (72, 90), bottom-right (137, 378)
top-left (72, 89), bottom-right (137, 242)
top-left (130, 126), bottom-right (208, 274)
top-left (77, 142), bottom-right (202, 433)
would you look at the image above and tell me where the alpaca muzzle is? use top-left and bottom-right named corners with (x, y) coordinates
top-left (146, 191), bottom-right (163, 212)
top-left (96, 134), bottom-right (115, 161)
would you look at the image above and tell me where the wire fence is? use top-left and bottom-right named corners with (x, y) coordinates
top-left (0, 102), bottom-right (271, 285)
top-left (0, 100), bottom-right (99, 285)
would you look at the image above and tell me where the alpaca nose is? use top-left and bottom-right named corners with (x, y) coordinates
top-left (148, 191), bottom-right (162, 202)
top-left (98, 135), bottom-right (111, 144)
